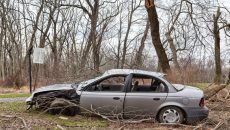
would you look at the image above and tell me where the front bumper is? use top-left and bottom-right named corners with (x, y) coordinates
top-left (184, 106), bottom-right (209, 123)
top-left (26, 96), bottom-right (33, 105)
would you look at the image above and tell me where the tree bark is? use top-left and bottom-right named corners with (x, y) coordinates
top-left (92, 0), bottom-right (100, 72)
top-left (116, 14), bottom-right (122, 68)
top-left (213, 7), bottom-right (221, 84)
top-left (0, 2), bottom-right (5, 80)
top-left (145, 0), bottom-right (171, 73)
top-left (204, 84), bottom-right (226, 99)
top-left (79, 0), bottom-right (99, 72)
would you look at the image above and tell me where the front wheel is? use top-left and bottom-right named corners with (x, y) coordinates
top-left (49, 98), bottom-right (78, 116)
top-left (158, 106), bottom-right (184, 123)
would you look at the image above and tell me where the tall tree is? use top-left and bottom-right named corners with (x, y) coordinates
top-left (212, 7), bottom-right (230, 84)
top-left (145, 0), bottom-right (171, 73)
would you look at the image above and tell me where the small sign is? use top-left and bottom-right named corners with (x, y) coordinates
top-left (33, 48), bottom-right (45, 64)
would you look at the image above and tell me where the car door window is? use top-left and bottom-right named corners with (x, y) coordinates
top-left (86, 75), bottom-right (126, 92)
top-left (131, 75), bottom-right (167, 93)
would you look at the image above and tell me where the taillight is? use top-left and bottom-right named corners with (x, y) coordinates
top-left (199, 97), bottom-right (205, 107)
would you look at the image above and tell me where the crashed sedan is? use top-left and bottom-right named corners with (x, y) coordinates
top-left (26, 69), bottom-right (208, 123)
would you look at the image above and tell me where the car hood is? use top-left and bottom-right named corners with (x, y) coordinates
top-left (26, 84), bottom-right (73, 103)
top-left (173, 84), bottom-right (204, 98)
top-left (33, 84), bottom-right (73, 93)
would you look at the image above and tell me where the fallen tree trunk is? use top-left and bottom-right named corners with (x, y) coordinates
top-left (204, 84), bottom-right (227, 99)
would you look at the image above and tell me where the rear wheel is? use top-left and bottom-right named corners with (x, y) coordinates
top-left (158, 106), bottom-right (184, 123)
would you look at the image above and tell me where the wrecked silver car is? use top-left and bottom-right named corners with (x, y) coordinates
top-left (26, 69), bottom-right (208, 123)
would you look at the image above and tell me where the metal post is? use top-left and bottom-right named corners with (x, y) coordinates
top-left (28, 47), bottom-right (33, 94)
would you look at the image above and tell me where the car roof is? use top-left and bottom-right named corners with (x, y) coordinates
top-left (102, 69), bottom-right (165, 78)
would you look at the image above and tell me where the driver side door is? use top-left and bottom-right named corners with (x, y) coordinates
top-left (80, 75), bottom-right (128, 116)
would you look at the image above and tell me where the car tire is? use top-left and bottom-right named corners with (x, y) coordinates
top-left (49, 98), bottom-right (78, 116)
top-left (35, 92), bottom-right (57, 110)
top-left (158, 106), bottom-right (184, 123)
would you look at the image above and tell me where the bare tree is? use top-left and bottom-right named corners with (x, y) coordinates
top-left (133, 20), bottom-right (149, 68)
top-left (212, 7), bottom-right (230, 84)
top-left (121, 0), bottom-right (141, 69)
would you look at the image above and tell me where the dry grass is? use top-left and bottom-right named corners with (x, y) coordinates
top-left (0, 86), bottom-right (29, 94)
top-left (166, 67), bottom-right (212, 85)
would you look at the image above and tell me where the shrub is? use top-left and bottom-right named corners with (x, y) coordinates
top-left (1, 73), bottom-right (26, 88)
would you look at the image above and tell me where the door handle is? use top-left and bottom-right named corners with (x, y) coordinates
top-left (113, 97), bottom-right (120, 100)
top-left (153, 98), bottom-right (160, 101)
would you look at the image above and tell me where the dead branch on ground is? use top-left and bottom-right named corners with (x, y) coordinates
top-left (0, 114), bottom-right (29, 130)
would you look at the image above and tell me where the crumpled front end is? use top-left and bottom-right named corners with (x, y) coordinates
top-left (25, 84), bottom-right (74, 105)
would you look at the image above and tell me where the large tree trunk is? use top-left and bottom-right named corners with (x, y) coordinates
top-left (204, 84), bottom-right (226, 99)
top-left (145, 0), bottom-right (171, 73)
top-left (213, 7), bottom-right (221, 84)
top-left (51, 5), bottom-right (61, 75)
top-left (79, 0), bottom-right (99, 73)
top-left (0, 3), bottom-right (5, 80)
top-left (92, 0), bottom-right (100, 73)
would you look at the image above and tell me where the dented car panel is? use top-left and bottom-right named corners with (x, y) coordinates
top-left (26, 69), bottom-right (209, 123)
top-left (26, 84), bottom-right (73, 104)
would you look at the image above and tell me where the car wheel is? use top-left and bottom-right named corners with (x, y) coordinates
top-left (158, 106), bottom-right (184, 123)
top-left (49, 98), bottom-right (78, 116)
top-left (35, 92), bottom-right (57, 110)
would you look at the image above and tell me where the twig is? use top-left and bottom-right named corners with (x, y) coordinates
top-left (57, 124), bottom-right (66, 130)
top-left (0, 114), bottom-right (29, 130)
top-left (18, 116), bottom-right (29, 130)
top-left (90, 105), bottom-right (117, 123)
top-left (0, 114), bottom-right (16, 118)
top-left (224, 89), bottom-right (229, 99)
top-left (213, 121), bottom-right (224, 130)
top-left (121, 118), bottom-right (153, 124)
top-left (90, 105), bottom-right (153, 123)
top-left (118, 125), bottom-right (125, 130)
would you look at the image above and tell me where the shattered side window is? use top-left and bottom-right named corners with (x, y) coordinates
top-left (131, 75), bottom-right (167, 93)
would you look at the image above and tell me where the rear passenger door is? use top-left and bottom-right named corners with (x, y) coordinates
top-left (124, 74), bottom-right (168, 118)
top-left (80, 75), bottom-right (127, 116)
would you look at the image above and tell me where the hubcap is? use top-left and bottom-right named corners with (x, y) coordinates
top-left (162, 109), bottom-right (180, 123)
